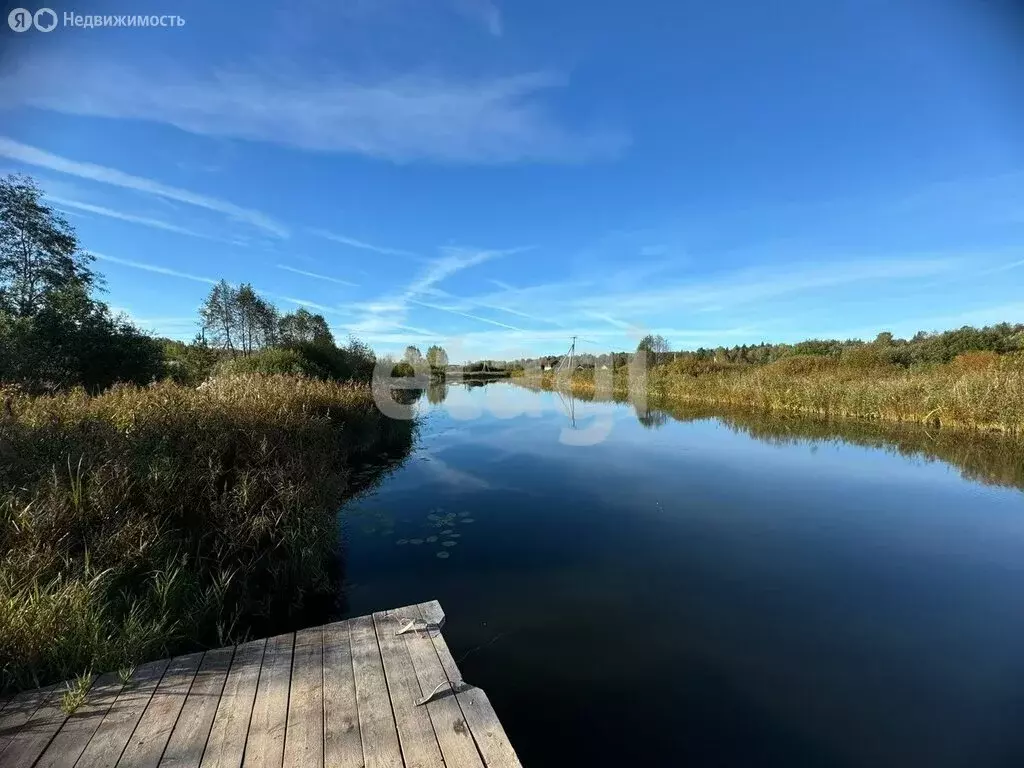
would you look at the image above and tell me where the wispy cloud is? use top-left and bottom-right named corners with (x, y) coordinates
top-left (1, 60), bottom-right (627, 164)
top-left (309, 229), bottom-right (420, 259)
top-left (452, 0), bottom-right (503, 35)
top-left (0, 137), bottom-right (287, 237)
top-left (562, 257), bottom-right (961, 316)
top-left (406, 246), bottom-right (522, 296)
top-left (262, 293), bottom-right (353, 316)
top-left (47, 196), bottom-right (229, 242)
top-left (983, 257), bottom-right (1024, 274)
top-left (93, 253), bottom-right (218, 285)
top-left (409, 299), bottom-right (526, 331)
top-left (276, 264), bottom-right (359, 286)
top-left (344, 245), bottom-right (528, 337)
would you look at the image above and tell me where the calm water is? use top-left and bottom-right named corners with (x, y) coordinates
top-left (338, 381), bottom-right (1024, 767)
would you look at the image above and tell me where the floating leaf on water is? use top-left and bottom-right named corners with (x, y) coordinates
top-left (460, 518), bottom-right (475, 524)
top-left (410, 538), bottom-right (424, 545)
top-left (457, 511), bottom-right (470, 517)
top-left (436, 551), bottom-right (450, 559)
top-left (449, 533), bottom-right (462, 538)
top-left (441, 540), bottom-right (457, 547)
top-left (396, 539), bottom-right (409, 545)
top-left (427, 513), bottom-right (439, 521)
top-left (426, 536), bottom-right (438, 543)
top-left (440, 529), bottom-right (454, 535)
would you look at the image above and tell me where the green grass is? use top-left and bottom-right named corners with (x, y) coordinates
top-left (0, 374), bottom-right (414, 694)
top-left (60, 671), bottom-right (93, 714)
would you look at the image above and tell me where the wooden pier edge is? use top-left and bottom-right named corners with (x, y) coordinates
top-left (0, 600), bottom-right (522, 768)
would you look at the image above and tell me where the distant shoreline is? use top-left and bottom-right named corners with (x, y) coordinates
top-left (511, 355), bottom-right (1023, 433)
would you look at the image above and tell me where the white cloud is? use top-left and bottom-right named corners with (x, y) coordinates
top-left (264, 294), bottom-right (353, 316)
top-left (341, 245), bottom-right (528, 343)
top-left (1, 60), bottom-right (626, 164)
top-left (276, 264), bottom-right (359, 287)
top-left (406, 246), bottom-right (518, 296)
top-left (451, 0), bottom-right (503, 35)
top-left (309, 229), bottom-right (420, 259)
top-left (47, 196), bottom-right (231, 243)
top-left (409, 299), bottom-right (526, 331)
top-left (0, 137), bottom-right (287, 237)
top-left (93, 253), bottom-right (218, 285)
top-left (444, 256), bottom-right (960, 324)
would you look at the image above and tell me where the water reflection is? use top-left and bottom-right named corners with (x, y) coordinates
top-left (648, 399), bottom-right (1024, 492)
top-left (342, 380), bottom-right (1024, 767)
top-left (427, 379), bottom-right (449, 404)
top-left (509, 381), bottom-right (1024, 492)
top-left (635, 402), bottom-right (670, 430)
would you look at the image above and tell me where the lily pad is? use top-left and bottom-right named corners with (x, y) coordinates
top-left (457, 511), bottom-right (470, 518)
top-left (426, 536), bottom-right (438, 543)
top-left (396, 539), bottom-right (409, 545)
top-left (409, 538), bottom-right (424, 545)
top-left (449, 533), bottom-right (462, 538)
top-left (440, 529), bottom-right (453, 535)
top-left (436, 551), bottom-right (450, 559)
top-left (460, 518), bottom-right (475, 524)
top-left (441, 540), bottom-right (457, 547)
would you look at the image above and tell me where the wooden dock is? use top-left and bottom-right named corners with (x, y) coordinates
top-left (0, 601), bottom-right (521, 767)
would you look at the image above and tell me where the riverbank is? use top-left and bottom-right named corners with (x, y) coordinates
top-left (0, 374), bottom-right (415, 694)
top-left (514, 352), bottom-right (1024, 432)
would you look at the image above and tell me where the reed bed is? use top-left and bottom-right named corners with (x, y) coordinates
top-left (0, 374), bottom-right (413, 693)
top-left (518, 352), bottom-right (1024, 432)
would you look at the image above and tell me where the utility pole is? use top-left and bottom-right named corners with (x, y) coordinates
top-left (568, 335), bottom-right (576, 371)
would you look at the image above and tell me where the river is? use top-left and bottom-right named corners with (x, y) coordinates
top-left (338, 380), bottom-right (1024, 767)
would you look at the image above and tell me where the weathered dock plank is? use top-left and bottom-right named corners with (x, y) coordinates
top-left (0, 684), bottom-right (70, 767)
top-left (415, 601), bottom-right (523, 768)
top-left (160, 646), bottom-right (234, 767)
top-left (282, 626), bottom-right (323, 768)
top-left (200, 638), bottom-right (266, 768)
top-left (75, 659), bottom-right (170, 768)
top-left (242, 633), bottom-right (293, 768)
top-left (391, 607), bottom-right (484, 768)
top-left (118, 652), bottom-right (202, 767)
top-left (3, 601), bottom-right (518, 768)
top-left (373, 610), bottom-right (445, 768)
top-left (350, 615), bottom-right (403, 768)
top-left (33, 673), bottom-right (125, 768)
top-left (322, 620), bottom-right (363, 768)
top-left (0, 684), bottom-right (58, 757)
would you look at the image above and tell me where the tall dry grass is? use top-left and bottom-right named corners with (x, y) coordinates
top-left (0, 374), bottom-right (414, 693)
top-left (518, 352), bottom-right (1024, 432)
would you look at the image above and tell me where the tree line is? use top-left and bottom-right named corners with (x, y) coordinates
top-left (500, 324), bottom-right (1024, 373)
top-left (0, 173), bottom-right (376, 392)
top-left (0, 174), bottom-right (163, 392)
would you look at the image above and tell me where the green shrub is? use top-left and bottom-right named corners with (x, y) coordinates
top-left (840, 344), bottom-right (887, 370)
top-left (286, 339), bottom-right (376, 382)
top-left (764, 355), bottom-right (840, 376)
top-left (215, 348), bottom-right (328, 379)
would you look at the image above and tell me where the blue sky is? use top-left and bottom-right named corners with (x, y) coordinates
top-left (1, 0), bottom-right (1023, 359)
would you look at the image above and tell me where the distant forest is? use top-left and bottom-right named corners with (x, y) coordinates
top-left (499, 324), bottom-right (1024, 371)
